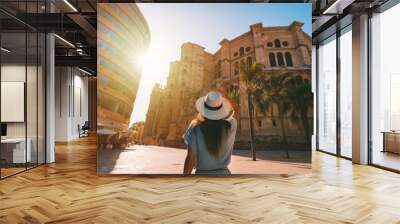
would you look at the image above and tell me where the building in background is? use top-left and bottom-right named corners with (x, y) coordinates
top-left (97, 4), bottom-right (150, 149)
top-left (143, 22), bottom-right (312, 149)
top-left (130, 121), bottom-right (145, 144)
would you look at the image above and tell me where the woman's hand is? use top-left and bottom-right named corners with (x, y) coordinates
top-left (183, 148), bottom-right (196, 174)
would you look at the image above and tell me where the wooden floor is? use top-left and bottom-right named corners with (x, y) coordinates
top-left (372, 150), bottom-right (400, 171)
top-left (1, 136), bottom-right (400, 223)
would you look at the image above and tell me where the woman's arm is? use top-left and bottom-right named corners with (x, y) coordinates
top-left (183, 147), bottom-right (196, 174)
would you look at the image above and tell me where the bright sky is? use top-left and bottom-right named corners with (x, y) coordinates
top-left (130, 3), bottom-right (311, 125)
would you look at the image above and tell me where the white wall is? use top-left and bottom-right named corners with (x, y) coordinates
top-left (1, 82), bottom-right (25, 122)
top-left (1, 65), bottom-right (37, 138)
top-left (1, 65), bottom-right (26, 140)
top-left (72, 73), bottom-right (89, 138)
top-left (54, 67), bottom-right (89, 141)
top-left (55, 67), bottom-right (69, 141)
top-left (1, 63), bottom-right (46, 164)
top-left (1, 65), bottom-right (26, 129)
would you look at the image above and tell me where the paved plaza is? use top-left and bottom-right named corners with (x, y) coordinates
top-left (99, 145), bottom-right (311, 174)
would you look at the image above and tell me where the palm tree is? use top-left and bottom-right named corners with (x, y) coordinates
top-left (224, 84), bottom-right (240, 107)
top-left (252, 72), bottom-right (291, 158)
top-left (239, 62), bottom-right (264, 161)
top-left (285, 75), bottom-right (313, 146)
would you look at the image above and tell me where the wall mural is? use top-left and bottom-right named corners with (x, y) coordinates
top-left (97, 3), bottom-right (313, 175)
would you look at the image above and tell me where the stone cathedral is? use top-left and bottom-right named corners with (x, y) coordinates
top-left (142, 22), bottom-right (312, 149)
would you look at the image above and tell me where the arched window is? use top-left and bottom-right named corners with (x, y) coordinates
top-left (246, 57), bottom-right (252, 70)
top-left (239, 47), bottom-right (244, 56)
top-left (285, 52), bottom-right (293, 67)
top-left (274, 39), bottom-right (281, 48)
top-left (277, 52), bottom-right (285, 66)
top-left (234, 61), bottom-right (239, 75)
top-left (269, 53), bottom-right (277, 67)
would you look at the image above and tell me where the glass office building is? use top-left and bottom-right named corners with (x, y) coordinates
top-left (314, 0), bottom-right (400, 172)
top-left (316, 27), bottom-right (352, 159)
top-left (370, 3), bottom-right (400, 171)
top-left (339, 26), bottom-right (352, 159)
top-left (317, 34), bottom-right (337, 155)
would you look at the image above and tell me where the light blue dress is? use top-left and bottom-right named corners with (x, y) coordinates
top-left (183, 118), bottom-right (237, 174)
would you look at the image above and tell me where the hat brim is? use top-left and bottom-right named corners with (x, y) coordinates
top-left (195, 96), bottom-right (233, 120)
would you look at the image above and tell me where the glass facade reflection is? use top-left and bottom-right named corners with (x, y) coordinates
top-left (371, 3), bottom-right (400, 171)
top-left (315, 0), bottom-right (400, 171)
top-left (317, 35), bottom-right (337, 154)
top-left (339, 26), bottom-right (352, 158)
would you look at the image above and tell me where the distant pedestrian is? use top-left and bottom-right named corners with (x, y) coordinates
top-left (183, 90), bottom-right (239, 174)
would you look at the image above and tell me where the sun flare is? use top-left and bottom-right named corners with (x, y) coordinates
top-left (139, 53), bottom-right (150, 69)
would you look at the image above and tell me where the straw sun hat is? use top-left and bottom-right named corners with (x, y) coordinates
top-left (195, 91), bottom-right (233, 120)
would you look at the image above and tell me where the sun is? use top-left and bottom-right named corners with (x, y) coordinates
top-left (139, 53), bottom-right (150, 69)
top-left (130, 36), bottom-right (174, 124)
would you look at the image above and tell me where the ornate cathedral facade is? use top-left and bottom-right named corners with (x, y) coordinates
top-left (142, 22), bottom-right (312, 149)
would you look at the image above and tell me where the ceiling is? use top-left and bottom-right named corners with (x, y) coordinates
top-left (0, 0), bottom-right (97, 74)
top-left (311, 0), bottom-right (390, 43)
top-left (2, 0), bottom-right (394, 73)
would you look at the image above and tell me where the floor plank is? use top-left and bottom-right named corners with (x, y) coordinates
top-left (0, 136), bottom-right (399, 224)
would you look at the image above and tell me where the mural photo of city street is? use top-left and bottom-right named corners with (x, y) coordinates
top-left (97, 3), bottom-right (313, 175)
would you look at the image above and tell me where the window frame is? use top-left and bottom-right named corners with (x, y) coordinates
top-left (277, 52), bottom-right (285, 66)
top-left (269, 52), bottom-right (277, 67)
top-left (239, 47), bottom-right (244, 56)
top-left (315, 23), bottom-right (353, 161)
top-left (274, 39), bottom-right (281, 48)
top-left (284, 52), bottom-right (293, 67)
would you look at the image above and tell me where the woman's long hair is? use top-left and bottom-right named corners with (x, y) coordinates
top-left (192, 114), bottom-right (231, 159)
